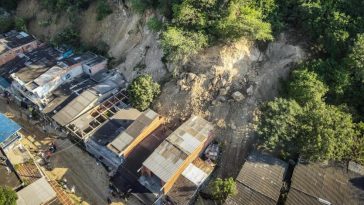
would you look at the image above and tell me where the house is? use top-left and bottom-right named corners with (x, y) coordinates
top-left (41, 74), bottom-right (98, 115)
top-left (10, 49), bottom-right (107, 108)
top-left (0, 113), bottom-right (22, 150)
top-left (0, 31), bottom-right (38, 66)
top-left (166, 157), bottom-right (214, 204)
top-left (225, 152), bottom-right (288, 205)
top-left (285, 162), bottom-right (364, 205)
top-left (139, 115), bottom-right (214, 195)
top-left (107, 109), bottom-right (165, 158)
top-left (16, 177), bottom-right (57, 205)
top-left (9, 46), bottom-right (61, 105)
top-left (52, 74), bottom-right (127, 128)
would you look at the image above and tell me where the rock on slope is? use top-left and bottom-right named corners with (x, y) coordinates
top-left (16, 0), bottom-right (166, 81)
top-left (154, 33), bottom-right (305, 177)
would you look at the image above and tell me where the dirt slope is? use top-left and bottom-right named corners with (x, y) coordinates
top-left (154, 33), bottom-right (306, 177)
top-left (16, 0), bottom-right (166, 81)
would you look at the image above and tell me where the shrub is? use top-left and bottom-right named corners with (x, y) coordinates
top-left (96, 0), bottom-right (112, 21)
top-left (147, 17), bottom-right (163, 32)
top-left (210, 178), bottom-right (237, 201)
top-left (14, 17), bottom-right (27, 31)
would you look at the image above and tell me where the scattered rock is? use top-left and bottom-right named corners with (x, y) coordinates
top-left (219, 88), bottom-right (228, 96)
top-left (246, 85), bottom-right (254, 96)
top-left (217, 96), bottom-right (227, 102)
top-left (187, 73), bottom-right (197, 82)
top-left (230, 122), bottom-right (237, 130)
top-left (232, 91), bottom-right (245, 102)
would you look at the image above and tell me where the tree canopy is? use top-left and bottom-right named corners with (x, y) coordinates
top-left (0, 186), bottom-right (17, 205)
top-left (258, 98), bottom-right (355, 161)
top-left (128, 74), bottom-right (160, 111)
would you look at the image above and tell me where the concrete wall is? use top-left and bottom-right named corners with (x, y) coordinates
top-left (85, 138), bottom-right (123, 170)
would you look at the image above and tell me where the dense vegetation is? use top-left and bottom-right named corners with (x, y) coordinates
top-left (131, 0), bottom-right (275, 63)
top-left (256, 0), bottom-right (364, 164)
top-left (0, 186), bottom-right (17, 205)
top-left (40, 0), bottom-right (112, 21)
top-left (128, 74), bottom-right (160, 111)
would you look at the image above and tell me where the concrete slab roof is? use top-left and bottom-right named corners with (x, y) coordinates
top-left (17, 177), bottom-right (57, 205)
top-left (0, 149), bottom-right (22, 189)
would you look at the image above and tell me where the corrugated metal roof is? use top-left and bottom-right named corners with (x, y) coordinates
top-left (143, 140), bottom-right (187, 182)
top-left (108, 109), bottom-right (159, 154)
top-left (225, 152), bottom-right (287, 205)
top-left (166, 115), bottom-right (213, 155)
top-left (0, 113), bottom-right (21, 143)
top-left (286, 163), bottom-right (364, 205)
top-left (17, 177), bottom-right (57, 205)
top-left (142, 115), bottom-right (213, 184)
top-left (52, 90), bottom-right (98, 126)
top-left (181, 163), bottom-right (208, 186)
top-left (225, 183), bottom-right (276, 205)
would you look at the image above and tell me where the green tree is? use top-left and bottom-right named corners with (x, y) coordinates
top-left (351, 122), bottom-right (364, 165)
top-left (173, 1), bottom-right (207, 29)
top-left (211, 177), bottom-right (237, 201)
top-left (0, 16), bottom-right (13, 33)
top-left (258, 98), bottom-right (303, 156)
top-left (128, 74), bottom-right (160, 111)
top-left (14, 17), bottom-right (27, 31)
top-left (298, 105), bottom-right (355, 161)
top-left (161, 27), bottom-right (208, 62)
top-left (0, 186), bottom-right (17, 205)
top-left (287, 69), bottom-right (328, 105)
top-left (258, 98), bottom-right (355, 161)
top-left (51, 27), bottom-right (81, 48)
top-left (348, 34), bottom-right (364, 83)
top-left (216, 1), bottom-right (273, 41)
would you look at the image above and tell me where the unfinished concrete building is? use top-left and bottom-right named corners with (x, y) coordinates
top-left (52, 74), bottom-right (127, 128)
top-left (139, 115), bottom-right (214, 197)
top-left (0, 31), bottom-right (38, 66)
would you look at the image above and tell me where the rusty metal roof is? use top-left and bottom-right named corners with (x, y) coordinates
top-left (286, 163), bottom-right (364, 205)
top-left (225, 152), bottom-right (287, 205)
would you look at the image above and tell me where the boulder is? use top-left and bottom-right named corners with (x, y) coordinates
top-left (232, 91), bottom-right (245, 102)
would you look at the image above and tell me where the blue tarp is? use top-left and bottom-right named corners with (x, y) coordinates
top-left (0, 77), bottom-right (10, 89)
top-left (0, 113), bottom-right (21, 143)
